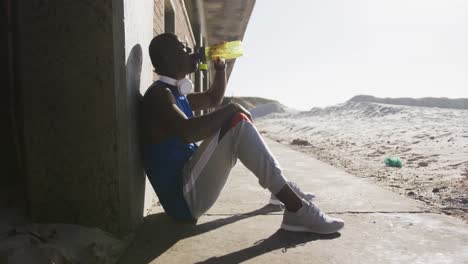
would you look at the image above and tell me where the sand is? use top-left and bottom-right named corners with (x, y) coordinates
top-left (255, 100), bottom-right (468, 222)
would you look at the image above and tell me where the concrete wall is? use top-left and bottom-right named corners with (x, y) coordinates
top-left (154, 0), bottom-right (165, 36)
top-left (14, 0), bottom-right (156, 234)
top-left (120, 0), bottom-right (156, 225)
top-left (152, 0), bottom-right (194, 45)
top-left (0, 0), bottom-right (27, 211)
top-left (16, 0), bottom-right (122, 232)
top-left (173, 0), bottom-right (195, 47)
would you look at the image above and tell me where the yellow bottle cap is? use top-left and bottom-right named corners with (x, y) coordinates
top-left (199, 63), bottom-right (208, 70)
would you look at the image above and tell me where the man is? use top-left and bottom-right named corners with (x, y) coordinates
top-left (142, 33), bottom-right (344, 234)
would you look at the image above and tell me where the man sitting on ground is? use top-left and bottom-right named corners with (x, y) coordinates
top-left (141, 33), bottom-right (344, 234)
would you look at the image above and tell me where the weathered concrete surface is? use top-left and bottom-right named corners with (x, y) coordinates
top-left (119, 139), bottom-right (468, 263)
top-left (14, 0), bottom-right (153, 234)
top-left (16, 0), bottom-right (121, 232)
top-left (119, 0), bottom-right (154, 233)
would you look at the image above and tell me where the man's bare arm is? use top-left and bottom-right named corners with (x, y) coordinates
top-left (155, 87), bottom-right (249, 143)
top-left (187, 59), bottom-right (227, 111)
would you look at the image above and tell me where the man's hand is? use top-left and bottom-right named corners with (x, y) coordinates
top-left (214, 56), bottom-right (226, 71)
top-left (187, 56), bottom-right (226, 111)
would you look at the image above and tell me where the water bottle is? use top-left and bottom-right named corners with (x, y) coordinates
top-left (194, 40), bottom-right (244, 70)
top-left (384, 157), bottom-right (403, 168)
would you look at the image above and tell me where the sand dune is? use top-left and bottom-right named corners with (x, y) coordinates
top-left (222, 96), bottom-right (295, 119)
top-left (222, 96), bottom-right (284, 110)
top-left (307, 101), bottom-right (402, 117)
top-left (250, 102), bottom-right (298, 118)
top-left (256, 98), bottom-right (468, 221)
top-left (349, 95), bottom-right (468, 110)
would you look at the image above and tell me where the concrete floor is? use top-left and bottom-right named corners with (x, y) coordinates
top-left (118, 139), bottom-right (468, 264)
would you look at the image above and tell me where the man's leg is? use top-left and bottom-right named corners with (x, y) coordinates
top-left (182, 113), bottom-right (300, 218)
top-left (182, 113), bottom-right (344, 234)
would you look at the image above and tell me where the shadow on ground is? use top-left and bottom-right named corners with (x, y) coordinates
top-left (195, 229), bottom-right (339, 263)
top-left (118, 205), bottom-right (340, 263)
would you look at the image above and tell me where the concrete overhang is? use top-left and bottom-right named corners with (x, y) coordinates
top-left (184, 0), bottom-right (256, 80)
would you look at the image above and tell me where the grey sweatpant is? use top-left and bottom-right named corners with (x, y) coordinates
top-left (181, 120), bottom-right (288, 219)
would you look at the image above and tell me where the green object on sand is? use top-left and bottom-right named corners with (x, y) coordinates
top-left (384, 157), bottom-right (403, 168)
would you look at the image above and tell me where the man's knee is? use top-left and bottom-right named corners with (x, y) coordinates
top-left (219, 112), bottom-right (252, 142)
top-left (229, 112), bottom-right (251, 129)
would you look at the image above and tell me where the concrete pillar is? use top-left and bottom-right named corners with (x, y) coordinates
top-left (15, 0), bottom-right (154, 234)
top-left (1, 0), bottom-right (27, 212)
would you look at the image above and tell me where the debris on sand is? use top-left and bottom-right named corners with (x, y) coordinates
top-left (462, 165), bottom-right (468, 180)
top-left (384, 157), bottom-right (403, 168)
top-left (418, 161), bottom-right (429, 167)
top-left (291, 139), bottom-right (311, 146)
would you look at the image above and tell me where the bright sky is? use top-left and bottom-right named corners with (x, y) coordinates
top-left (227, 0), bottom-right (468, 110)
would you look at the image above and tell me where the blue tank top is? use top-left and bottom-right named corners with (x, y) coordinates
top-left (143, 81), bottom-right (198, 220)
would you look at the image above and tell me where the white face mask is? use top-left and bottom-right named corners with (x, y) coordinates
top-left (176, 77), bottom-right (193, 96)
top-left (158, 75), bottom-right (193, 96)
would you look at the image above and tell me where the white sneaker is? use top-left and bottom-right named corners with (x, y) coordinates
top-left (281, 199), bottom-right (344, 234)
top-left (269, 181), bottom-right (316, 205)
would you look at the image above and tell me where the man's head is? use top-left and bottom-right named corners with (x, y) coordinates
top-left (149, 33), bottom-right (197, 79)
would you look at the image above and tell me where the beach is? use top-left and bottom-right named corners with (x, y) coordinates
top-left (255, 100), bottom-right (468, 222)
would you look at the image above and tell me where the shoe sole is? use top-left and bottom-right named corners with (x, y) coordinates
top-left (281, 223), bottom-right (344, 234)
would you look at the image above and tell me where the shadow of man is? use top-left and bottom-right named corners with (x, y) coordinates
top-left (196, 229), bottom-right (340, 263)
top-left (118, 204), bottom-right (340, 263)
top-left (125, 44), bottom-right (147, 224)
